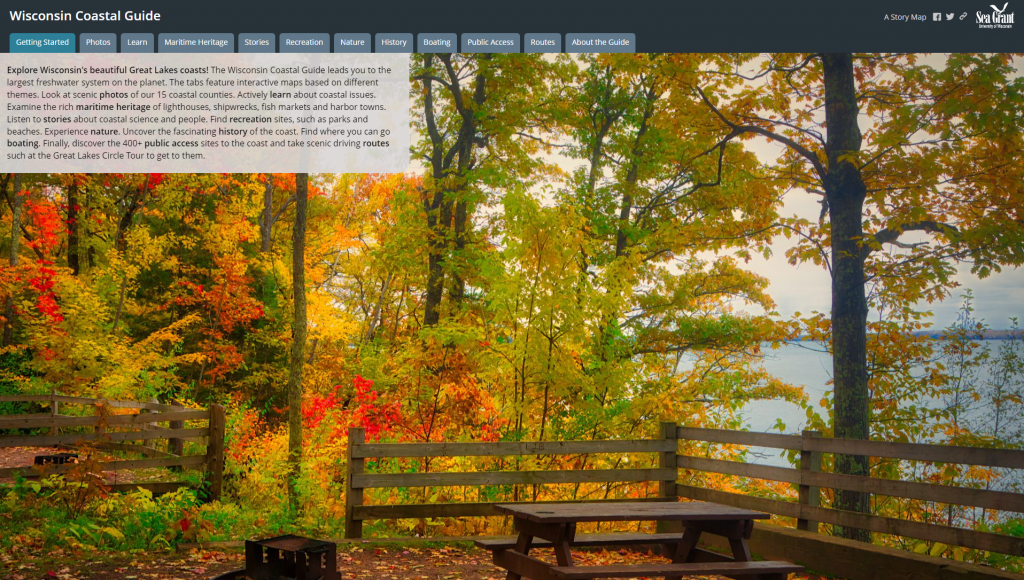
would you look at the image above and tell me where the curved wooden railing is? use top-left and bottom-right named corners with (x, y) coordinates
top-left (0, 394), bottom-right (225, 499)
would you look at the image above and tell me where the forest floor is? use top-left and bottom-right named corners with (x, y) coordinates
top-left (0, 543), bottom-right (832, 580)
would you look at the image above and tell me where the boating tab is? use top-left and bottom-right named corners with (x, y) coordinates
top-left (376, 33), bottom-right (413, 53)
top-left (461, 33), bottom-right (520, 53)
top-left (121, 33), bottom-right (154, 53)
top-left (418, 33), bottom-right (456, 53)
top-left (79, 33), bottom-right (116, 53)
top-left (335, 33), bottom-right (371, 53)
top-left (565, 33), bottom-right (635, 53)
top-left (239, 33), bottom-right (275, 53)
top-left (281, 33), bottom-right (329, 53)
top-left (158, 33), bottom-right (234, 53)
top-left (524, 33), bottom-right (561, 53)
top-left (10, 33), bottom-right (75, 53)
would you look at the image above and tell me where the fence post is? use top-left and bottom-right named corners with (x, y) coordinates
top-left (657, 421), bottom-right (680, 535)
top-left (50, 391), bottom-right (58, 436)
top-left (169, 401), bottom-right (185, 472)
top-left (345, 427), bottom-right (365, 539)
top-left (797, 429), bottom-right (821, 533)
top-left (206, 404), bottom-right (226, 501)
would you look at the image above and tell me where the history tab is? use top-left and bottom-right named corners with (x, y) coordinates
top-left (525, 33), bottom-right (561, 53)
top-left (335, 33), bottom-right (371, 53)
top-left (239, 33), bottom-right (275, 53)
top-left (418, 33), bottom-right (456, 53)
top-left (280, 33), bottom-right (330, 53)
top-left (79, 33), bottom-right (116, 53)
top-left (461, 33), bottom-right (520, 53)
top-left (158, 33), bottom-right (233, 53)
top-left (565, 33), bottom-right (635, 53)
top-left (376, 33), bottom-right (413, 53)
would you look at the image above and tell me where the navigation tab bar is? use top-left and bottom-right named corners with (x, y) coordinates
top-left (281, 33), bottom-right (330, 53)
top-left (80, 33), bottom-right (116, 53)
top-left (524, 33), bottom-right (561, 53)
top-left (565, 33), bottom-right (635, 53)
top-left (461, 33), bottom-right (519, 53)
top-left (376, 33), bottom-right (413, 53)
top-left (121, 33), bottom-right (154, 53)
top-left (158, 33), bottom-right (234, 53)
top-left (239, 33), bottom-right (275, 53)
top-left (335, 33), bottom-right (371, 53)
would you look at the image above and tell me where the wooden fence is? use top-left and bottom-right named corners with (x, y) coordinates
top-left (0, 394), bottom-right (225, 499)
top-left (346, 422), bottom-right (1024, 557)
top-left (675, 426), bottom-right (1024, 557)
top-left (344, 422), bottom-right (681, 538)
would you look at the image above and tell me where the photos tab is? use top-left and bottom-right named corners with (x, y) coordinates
top-left (158, 33), bottom-right (234, 53)
top-left (565, 33), bottom-right (635, 53)
top-left (461, 33), bottom-right (520, 53)
top-left (524, 33), bottom-right (561, 53)
top-left (80, 33), bottom-right (116, 53)
top-left (280, 33), bottom-right (330, 53)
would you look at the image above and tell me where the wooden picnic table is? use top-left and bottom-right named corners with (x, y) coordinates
top-left (476, 501), bottom-right (803, 580)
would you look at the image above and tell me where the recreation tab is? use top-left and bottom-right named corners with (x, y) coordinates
top-left (280, 33), bottom-right (330, 53)
top-left (461, 33), bottom-right (520, 53)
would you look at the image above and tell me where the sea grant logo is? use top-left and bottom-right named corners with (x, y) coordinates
top-left (978, 2), bottom-right (1014, 27)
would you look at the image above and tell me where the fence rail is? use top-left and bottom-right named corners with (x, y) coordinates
top-left (343, 422), bottom-right (680, 539)
top-left (0, 394), bottom-right (225, 499)
top-left (676, 426), bottom-right (1024, 556)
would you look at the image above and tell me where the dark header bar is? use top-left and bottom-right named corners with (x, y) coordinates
top-left (2, 0), bottom-right (1019, 52)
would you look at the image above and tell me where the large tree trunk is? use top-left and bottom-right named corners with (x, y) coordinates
top-left (261, 173), bottom-right (274, 253)
top-left (422, 191), bottom-right (449, 327)
top-left (67, 179), bottom-right (80, 275)
top-left (822, 53), bottom-right (872, 542)
top-left (287, 173), bottom-right (308, 510)
top-left (3, 174), bottom-right (23, 346)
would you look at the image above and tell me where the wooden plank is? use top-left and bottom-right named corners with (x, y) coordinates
top-left (677, 455), bottom-right (1024, 513)
top-left (353, 468), bottom-right (677, 489)
top-left (90, 442), bottom-right (173, 458)
top-left (494, 501), bottom-right (770, 524)
top-left (0, 427), bottom-right (209, 448)
top-left (205, 404), bottom-right (225, 500)
top-left (354, 498), bottom-right (674, 521)
top-left (0, 455), bottom-right (208, 478)
top-left (676, 484), bottom-right (1024, 556)
top-left (0, 409), bottom-right (209, 430)
top-left (549, 561), bottom-right (803, 579)
top-left (731, 522), bottom-right (1024, 580)
top-left (677, 427), bottom-right (1024, 469)
top-left (797, 429), bottom-right (822, 532)
top-left (476, 532), bottom-right (686, 550)
top-left (0, 395), bottom-right (178, 412)
top-left (352, 439), bottom-right (675, 459)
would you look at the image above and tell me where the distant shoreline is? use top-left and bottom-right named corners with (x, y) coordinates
top-left (794, 330), bottom-right (1021, 341)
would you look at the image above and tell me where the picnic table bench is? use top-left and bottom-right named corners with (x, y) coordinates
top-left (476, 501), bottom-right (803, 580)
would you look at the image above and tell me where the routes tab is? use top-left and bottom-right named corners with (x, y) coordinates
top-left (461, 33), bottom-right (520, 53)
top-left (524, 33), bottom-right (561, 53)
